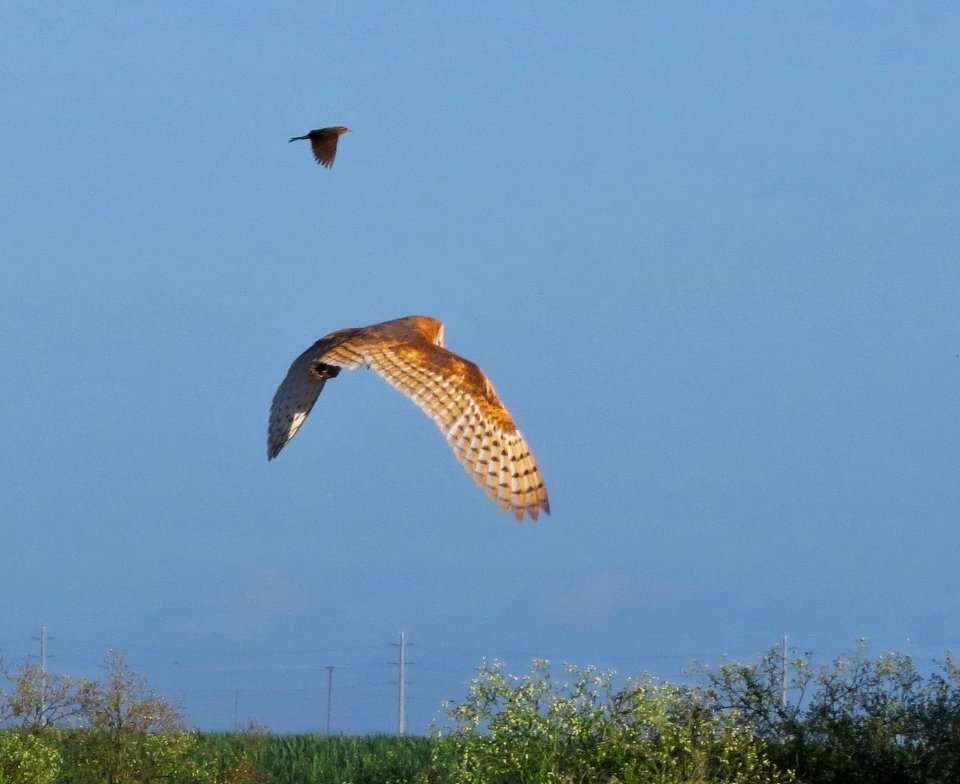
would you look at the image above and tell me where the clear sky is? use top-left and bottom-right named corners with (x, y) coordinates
top-left (2, 2), bottom-right (958, 734)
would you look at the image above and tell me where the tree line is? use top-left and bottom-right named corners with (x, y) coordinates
top-left (2, 642), bottom-right (960, 783)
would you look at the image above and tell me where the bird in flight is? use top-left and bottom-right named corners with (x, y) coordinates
top-left (268, 316), bottom-right (550, 521)
top-left (288, 126), bottom-right (351, 168)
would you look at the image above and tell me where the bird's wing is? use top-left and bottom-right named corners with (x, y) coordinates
top-left (320, 334), bottom-right (550, 521)
top-left (267, 331), bottom-right (359, 459)
top-left (310, 135), bottom-right (338, 168)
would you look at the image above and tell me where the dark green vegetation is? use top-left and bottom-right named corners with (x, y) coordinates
top-left (199, 734), bottom-right (435, 784)
top-left (699, 640), bottom-right (960, 784)
top-left (2, 643), bottom-right (960, 783)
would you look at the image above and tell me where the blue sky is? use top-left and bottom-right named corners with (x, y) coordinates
top-left (1, 2), bottom-right (958, 734)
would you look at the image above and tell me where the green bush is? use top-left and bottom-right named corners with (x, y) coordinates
top-left (58, 729), bottom-right (224, 784)
top-left (0, 732), bottom-right (61, 784)
top-left (423, 658), bottom-right (792, 784)
top-left (700, 641), bottom-right (960, 784)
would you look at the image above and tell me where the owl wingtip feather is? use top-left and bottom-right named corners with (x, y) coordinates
top-left (270, 316), bottom-right (550, 522)
top-left (511, 496), bottom-right (551, 523)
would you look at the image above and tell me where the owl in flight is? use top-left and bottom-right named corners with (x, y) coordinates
top-left (268, 316), bottom-right (550, 521)
top-left (288, 126), bottom-right (351, 168)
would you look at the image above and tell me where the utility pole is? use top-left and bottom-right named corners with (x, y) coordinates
top-left (325, 666), bottom-right (335, 735)
top-left (781, 633), bottom-right (788, 710)
top-left (233, 690), bottom-right (239, 732)
top-left (39, 625), bottom-right (47, 674)
top-left (32, 626), bottom-right (49, 720)
top-left (397, 631), bottom-right (407, 736)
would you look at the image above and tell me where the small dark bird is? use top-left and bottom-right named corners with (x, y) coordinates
top-left (288, 126), bottom-right (351, 168)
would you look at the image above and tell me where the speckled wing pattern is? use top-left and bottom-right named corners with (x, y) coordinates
top-left (267, 329), bottom-right (356, 461)
top-left (267, 317), bottom-right (550, 521)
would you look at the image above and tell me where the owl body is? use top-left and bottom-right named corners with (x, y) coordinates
top-left (268, 316), bottom-right (549, 521)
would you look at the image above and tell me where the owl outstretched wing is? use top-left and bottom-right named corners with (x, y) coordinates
top-left (268, 317), bottom-right (550, 521)
top-left (267, 329), bottom-right (356, 460)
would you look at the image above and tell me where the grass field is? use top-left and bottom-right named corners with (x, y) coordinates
top-left (198, 733), bottom-right (439, 784)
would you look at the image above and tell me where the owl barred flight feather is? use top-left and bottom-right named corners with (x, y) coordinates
top-left (268, 316), bottom-right (550, 521)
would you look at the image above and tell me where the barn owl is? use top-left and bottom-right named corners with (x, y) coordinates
top-left (288, 126), bottom-right (351, 168)
top-left (268, 316), bottom-right (550, 521)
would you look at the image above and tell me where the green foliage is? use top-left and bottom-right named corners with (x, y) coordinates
top-left (0, 732), bottom-right (61, 784)
top-left (52, 650), bottom-right (212, 784)
top-left (199, 733), bottom-right (435, 784)
top-left (699, 640), bottom-right (960, 784)
top-left (6, 644), bottom-right (960, 783)
top-left (58, 729), bottom-right (223, 784)
top-left (424, 658), bottom-right (792, 784)
top-left (1, 651), bottom-right (236, 784)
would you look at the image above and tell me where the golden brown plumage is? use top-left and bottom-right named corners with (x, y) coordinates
top-left (268, 316), bottom-right (550, 521)
top-left (288, 126), bottom-right (351, 168)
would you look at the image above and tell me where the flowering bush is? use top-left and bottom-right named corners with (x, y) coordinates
top-left (424, 659), bottom-right (792, 784)
top-left (0, 732), bottom-right (61, 784)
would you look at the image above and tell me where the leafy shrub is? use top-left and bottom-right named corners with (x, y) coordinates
top-left (0, 652), bottom-right (235, 784)
top-left (58, 729), bottom-right (224, 784)
top-left (0, 731), bottom-right (61, 784)
top-left (700, 640), bottom-right (960, 784)
top-left (422, 658), bottom-right (792, 784)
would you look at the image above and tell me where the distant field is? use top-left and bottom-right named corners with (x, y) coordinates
top-left (198, 732), bottom-right (439, 784)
